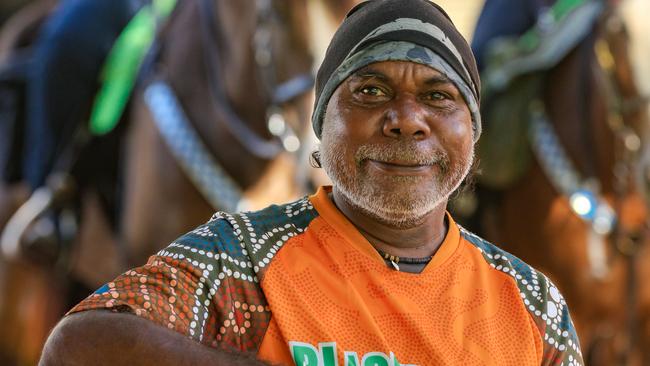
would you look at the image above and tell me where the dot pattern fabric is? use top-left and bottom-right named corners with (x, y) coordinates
top-left (69, 198), bottom-right (317, 351)
top-left (69, 187), bottom-right (583, 365)
top-left (460, 229), bottom-right (584, 365)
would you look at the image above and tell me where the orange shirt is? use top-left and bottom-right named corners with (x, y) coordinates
top-left (71, 186), bottom-right (583, 365)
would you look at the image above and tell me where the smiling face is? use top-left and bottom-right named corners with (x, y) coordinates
top-left (320, 60), bottom-right (475, 228)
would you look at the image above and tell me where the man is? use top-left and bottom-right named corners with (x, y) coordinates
top-left (40, 0), bottom-right (584, 365)
top-left (23, 0), bottom-right (145, 189)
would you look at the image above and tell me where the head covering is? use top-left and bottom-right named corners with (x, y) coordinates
top-left (312, 0), bottom-right (481, 142)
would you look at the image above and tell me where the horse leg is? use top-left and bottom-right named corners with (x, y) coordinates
top-left (0, 188), bottom-right (128, 365)
top-left (0, 259), bottom-right (66, 365)
top-left (68, 189), bottom-right (126, 289)
top-left (633, 235), bottom-right (650, 365)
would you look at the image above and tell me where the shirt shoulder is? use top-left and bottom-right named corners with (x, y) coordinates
top-left (459, 226), bottom-right (585, 366)
top-left (164, 195), bottom-right (319, 266)
top-left (201, 195), bottom-right (319, 273)
top-left (68, 195), bottom-right (319, 353)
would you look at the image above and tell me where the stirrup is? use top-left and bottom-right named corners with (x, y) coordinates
top-left (0, 174), bottom-right (75, 260)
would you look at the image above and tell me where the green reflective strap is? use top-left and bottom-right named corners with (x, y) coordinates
top-left (89, 0), bottom-right (176, 135)
top-left (552, 0), bottom-right (590, 19)
top-left (153, 0), bottom-right (176, 17)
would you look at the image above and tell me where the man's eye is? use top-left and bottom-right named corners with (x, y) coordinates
top-left (359, 86), bottom-right (386, 96)
top-left (425, 91), bottom-right (448, 101)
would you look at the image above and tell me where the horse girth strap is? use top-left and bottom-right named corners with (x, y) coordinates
top-left (197, 0), bottom-right (314, 160)
top-left (144, 80), bottom-right (247, 212)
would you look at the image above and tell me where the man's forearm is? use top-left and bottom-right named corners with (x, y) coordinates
top-left (40, 311), bottom-right (272, 366)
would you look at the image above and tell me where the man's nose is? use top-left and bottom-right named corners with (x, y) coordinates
top-left (382, 95), bottom-right (431, 139)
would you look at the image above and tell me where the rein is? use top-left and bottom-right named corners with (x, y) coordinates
top-left (144, 80), bottom-right (246, 212)
top-left (595, 11), bottom-right (650, 360)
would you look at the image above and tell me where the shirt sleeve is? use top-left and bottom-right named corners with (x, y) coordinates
top-left (68, 214), bottom-right (271, 352)
top-left (534, 276), bottom-right (584, 366)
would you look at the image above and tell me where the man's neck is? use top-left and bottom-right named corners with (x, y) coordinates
top-left (330, 187), bottom-right (449, 259)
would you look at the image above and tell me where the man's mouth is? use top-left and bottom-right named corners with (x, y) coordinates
top-left (365, 159), bottom-right (435, 174)
top-left (354, 143), bottom-right (449, 176)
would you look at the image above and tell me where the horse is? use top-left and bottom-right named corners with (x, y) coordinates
top-left (0, 0), bottom-right (354, 363)
top-left (460, 1), bottom-right (650, 364)
top-left (117, 0), bottom-right (317, 267)
top-left (0, 0), bottom-right (34, 26)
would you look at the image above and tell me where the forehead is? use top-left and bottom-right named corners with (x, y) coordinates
top-left (346, 60), bottom-right (454, 86)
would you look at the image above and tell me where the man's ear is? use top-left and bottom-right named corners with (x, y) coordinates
top-left (310, 150), bottom-right (322, 168)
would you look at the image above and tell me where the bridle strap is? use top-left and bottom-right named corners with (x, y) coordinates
top-left (272, 74), bottom-right (314, 105)
top-left (197, 0), bottom-right (283, 159)
top-left (252, 0), bottom-right (314, 105)
top-left (197, 0), bottom-right (314, 160)
top-left (595, 10), bottom-right (648, 360)
top-left (595, 10), bottom-right (648, 236)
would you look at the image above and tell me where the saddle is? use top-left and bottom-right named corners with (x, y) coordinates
top-left (0, 0), bottom-right (177, 180)
top-left (0, 0), bottom-right (176, 264)
top-left (477, 0), bottom-right (604, 189)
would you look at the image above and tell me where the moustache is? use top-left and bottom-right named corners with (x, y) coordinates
top-left (354, 143), bottom-right (449, 172)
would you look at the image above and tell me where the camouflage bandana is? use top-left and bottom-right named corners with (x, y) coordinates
top-left (312, 41), bottom-right (481, 142)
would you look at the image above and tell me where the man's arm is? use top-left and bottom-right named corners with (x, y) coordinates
top-left (40, 311), bottom-right (271, 366)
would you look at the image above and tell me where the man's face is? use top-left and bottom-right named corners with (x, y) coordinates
top-left (320, 60), bottom-right (474, 228)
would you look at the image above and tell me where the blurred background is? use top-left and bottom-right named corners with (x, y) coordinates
top-left (0, 0), bottom-right (649, 365)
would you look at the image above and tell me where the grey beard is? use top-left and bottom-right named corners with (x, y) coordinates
top-left (320, 133), bottom-right (473, 229)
